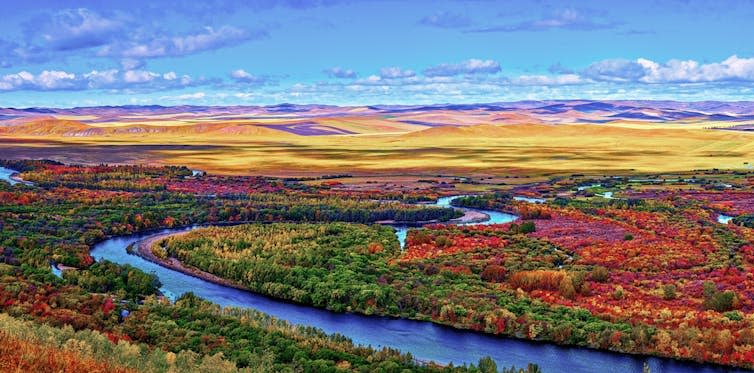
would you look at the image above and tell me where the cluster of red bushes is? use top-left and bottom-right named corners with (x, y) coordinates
top-left (396, 197), bottom-right (754, 367)
top-left (166, 176), bottom-right (287, 195)
top-left (402, 228), bottom-right (508, 261)
top-left (628, 190), bottom-right (754, 216)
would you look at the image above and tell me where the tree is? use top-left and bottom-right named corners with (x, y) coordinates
top-left (702, 281), bottom-right (738, 312)
top-left (520, 221), bottom-right (536, 234)
top-left (590, 266), bottom-right (609, 282)
top-left (662, 284), bottom-right (676, 300)
top-left (559, 275), bottom-right (576, 299)
top-left (480, 265), bottom-right (507, 283)
top-left (478, 356), bottom-right (497, 373)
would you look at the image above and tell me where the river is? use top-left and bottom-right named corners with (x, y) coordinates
top-left (718, 214), bottom-right (734, 225)
top-left (0, 166), bottom-right (32, 186)
top-left (88, 195), bottom-right (744, 373)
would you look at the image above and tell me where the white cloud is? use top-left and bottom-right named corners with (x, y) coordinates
top-left (172, 26), bottom-right (249, 55)
top-left (83, 69), bottom-right (118, 87)
top-left (419, 11), bottom-right (472, 29)
top-left (511, 74), bottom-right (583, 86)
top-left (423, 59), bottom-right (501, 77)
top-left (103, 26), bottom-right (258, 59)
top-left (231, 69), bottom-right (253, 80)
top-left (229, 69), bottom-right (270, 85)
top-left (123, 70), bottom-right (159, 83)
top-left (40, 8), bottom-right (124, 51)
top-left (0, 70), bottom-right (75, 90)
top-left (324, 67), bottom-right (357, 79)
top-left (120, 58), bottom-right (144, 70)
top-left (174, 92), bottom-right (205, 100)
top-left (471, 8), bottom-right (616, 33)
top-left (380, 67), bottom-right (416, 79)
top-left (586, 55), bottom-right (754, 83)
top-left (0, 68), bottom-right (200, 91)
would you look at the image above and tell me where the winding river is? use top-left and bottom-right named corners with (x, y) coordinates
top-left (0, 168), bottom-right (746, 372)
top-left (0, 166), bottom-right (32, 186)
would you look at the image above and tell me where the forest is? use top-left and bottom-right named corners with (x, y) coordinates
top-left (4, 159), bottom-right (754, 370)
top-left (0, 160), bottom-right (518, 372)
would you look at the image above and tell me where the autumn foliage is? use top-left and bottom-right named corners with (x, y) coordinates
top-left (0, 331), bottom-right (135, 373)
top-left (6, 160), bottom-right (754, 369)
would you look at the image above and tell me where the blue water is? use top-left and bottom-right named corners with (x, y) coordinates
top-left (437, 195), bottom-right (518, 226)
top-left (50, 264), bottom-right (63, 278)
top-left (514, 196), bottom-right (546, 204)
top-left (0, 166), bottom-right (33, 186)
top-left (718, 214), bottom-right (734, 224)
top-left (393, 225), bottom-right (409, 249)
top-left (0, 166), bottom-right (20, 185)
top-left (391, 196), bottom-right (518, 249)
top-left (89, 195), bottom-right (747, 372)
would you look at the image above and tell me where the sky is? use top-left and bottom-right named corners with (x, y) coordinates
top-left (1, 0), bottom-right (754, 107)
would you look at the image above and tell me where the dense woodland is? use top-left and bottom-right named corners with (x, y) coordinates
top-left (157, 223), bottom-right (400, 312)
top-left (0, 160), bottom-right (508, 372)
top-left (5, 159), bottom-right (754, 370)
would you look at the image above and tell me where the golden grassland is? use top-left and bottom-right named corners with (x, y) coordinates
top-left (1, 121), bottom-right (753, 177)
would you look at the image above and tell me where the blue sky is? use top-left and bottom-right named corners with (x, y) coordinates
top-left (2, 0), bottom-right (754, 107)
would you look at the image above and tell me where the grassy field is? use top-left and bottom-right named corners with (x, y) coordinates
top-left (1, 122), bottom-right (753, 176)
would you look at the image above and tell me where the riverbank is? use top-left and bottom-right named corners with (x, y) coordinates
top-left (133, 231), bottom-right (253, 293)
top-left (449, 209), bottom-right (489, 224)
top-left (9, 174), bottom-right (25, 184)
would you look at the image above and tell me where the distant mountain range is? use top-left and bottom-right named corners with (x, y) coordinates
top-left (1, 100), bottom-right (754, 138)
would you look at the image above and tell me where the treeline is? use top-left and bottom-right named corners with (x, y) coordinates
top-left (0, 159), bottom-right (63, 172)
top-left (451, 193), bottom-right (512, 211)
top-left (204, 194), bottom-right (461, 224)
top-left (733, 214), bottom-right (754, 228)
top-left (17, 163), bottom-right (191, 191)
